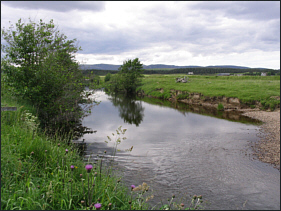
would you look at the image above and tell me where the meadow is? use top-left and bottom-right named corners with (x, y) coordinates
top-left (137, 75), bottom-right (280, 110)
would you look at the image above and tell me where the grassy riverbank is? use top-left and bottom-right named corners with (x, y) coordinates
top-left (137, 75), bottom-right (280, 110)
top-left (1, 94), bottom-right (149, 210)
top-left (1, 94), bottom-right (203, 210)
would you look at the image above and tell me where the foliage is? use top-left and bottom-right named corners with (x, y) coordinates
top-left (1, 18), bottom-right (93, 135)
top-left (104, 73), bottom-right (111, 82)
top-left (217, 103), bottom-right (224, 111)
top-left (83, 72), bottom-right (102, 89)
top-left (105, 58), bottom-right (144, 94)
top-left (1, 105), bottom-right (133, 210)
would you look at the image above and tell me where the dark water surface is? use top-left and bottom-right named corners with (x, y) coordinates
top-left (79, 90), bottom-right (280, 210)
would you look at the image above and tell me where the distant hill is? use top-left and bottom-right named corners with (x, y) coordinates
top-left (79, 64), bottom-right (268, 71)
top-left (206, 65), bottom-right (250, 69)
top-left (143, 64), bottom-right (201, 69)
top-left (79, 64), bottom-right (120, 71)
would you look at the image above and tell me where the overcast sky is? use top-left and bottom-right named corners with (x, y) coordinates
top-left (1, 1), bottom-right (280, 69)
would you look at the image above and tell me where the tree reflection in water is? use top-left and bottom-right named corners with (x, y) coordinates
top-left (108, 93), bottom-right (144, 126)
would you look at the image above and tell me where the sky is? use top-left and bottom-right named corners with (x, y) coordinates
top-left (1, 1), bottom-right (280, 69)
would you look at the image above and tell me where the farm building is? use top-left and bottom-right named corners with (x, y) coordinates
top-left (261, 72), bottom-right (267, 76)
top-left (217, 73), bottom-right (230, 76)
top-left (188, 72), bottom-right (194, 75)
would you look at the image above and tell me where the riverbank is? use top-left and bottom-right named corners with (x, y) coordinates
top-left (241, 109), bottom-right (280, 170)
top-left (137, 75), bottom-right (280, 110)
top-left (136, 74), bottom-right (280, 170)
top-left (1, 96), bottom-right (149, 210)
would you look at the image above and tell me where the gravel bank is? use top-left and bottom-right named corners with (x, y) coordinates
top-left (241, 109), bottom-right (280, 170)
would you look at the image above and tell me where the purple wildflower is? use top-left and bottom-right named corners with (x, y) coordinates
top-left (85, 164), bottom-right (93, 173)
top-left (94, 203), bottom-right (102, 210)
top-left (131, 185), bottom-right (135, 190)
top-left (65, 149), bottom-right (68, 154)
top-left (71, 165), bottom-right (74, 171)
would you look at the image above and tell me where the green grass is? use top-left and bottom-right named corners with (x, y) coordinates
top-left (137, 75), bottom-right (280, 110)
top-left (1, 106), bottom-right (140, 210)
top-left (1, 87), bottom-right (153, 210)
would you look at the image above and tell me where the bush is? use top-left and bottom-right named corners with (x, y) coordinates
top-left (1, 18), bottom-right (93, 136)
top-left (106, 58), bottom-right (144, 94)
top-left (217, 103), bottom-right (224, 111)
top-left (104, 73), bottom-right (111, 82)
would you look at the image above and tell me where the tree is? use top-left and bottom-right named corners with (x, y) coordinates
top-left (104, 73), bottom-right (111, 82)
top-left (106, 58), bottom-right (143, 94)
top-left (119, 58), bottom-right (144, 93)
top-left (1, 18), bottom-right (93, 135)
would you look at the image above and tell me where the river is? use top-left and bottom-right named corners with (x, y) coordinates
top-left (78, 90), bottom-right (280, 210)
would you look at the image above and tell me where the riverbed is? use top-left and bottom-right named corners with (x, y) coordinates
top-left (79, 90), bottom-right (280, 210)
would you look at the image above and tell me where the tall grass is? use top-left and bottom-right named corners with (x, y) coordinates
top-left (1, 96), bottom-right (144, 210)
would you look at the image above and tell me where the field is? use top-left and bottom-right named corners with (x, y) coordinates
top-left (137, 75), bottom-right (280, 110)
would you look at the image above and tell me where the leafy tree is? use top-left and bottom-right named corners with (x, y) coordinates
top-left (104, 73), bottom-right (111, 82)
top-left (1, 18), bottom-right (93, 135)
top-left (119, 58), bottom-right (144, 93)
top-left (106, 58), bottom-right (143, 94)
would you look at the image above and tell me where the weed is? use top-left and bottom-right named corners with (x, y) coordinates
top-left (217, 103), bottom-right (224, 111)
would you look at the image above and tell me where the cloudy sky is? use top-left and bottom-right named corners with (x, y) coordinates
top-left (1, 1), bottom-right (280, 69)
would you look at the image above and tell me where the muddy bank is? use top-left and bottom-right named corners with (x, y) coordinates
top-left (241, 109), bottom-right (280, 170)
top-left (137, 89), bottom-right (280, 110)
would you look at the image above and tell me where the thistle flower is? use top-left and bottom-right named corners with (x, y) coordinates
top-left (58, 143), bottom-right (60, 147)
top-left (31, 151), bottom-right (34, 155)
top-left (80, 174), bottom-right (83, 177)
top-left (45, 150), bottom-right (47, 153)
top-left (94, 203), bottom-right (102, 210)
top-left (65, 149), bottom-right (68, 154)
top-left (131, 185), bottom-right (135, 190)
top-left (71, 165), bottom-right (74, 171)
top-left (85, 164), bottom-right (93, 173)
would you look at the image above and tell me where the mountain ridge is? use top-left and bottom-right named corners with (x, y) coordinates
top-left (79, 63), bottom-right (271, 71)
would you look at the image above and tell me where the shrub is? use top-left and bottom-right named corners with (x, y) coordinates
top-left (217, 103), bottom-right (224, 111)
top-left (104, 73), bottom-right (111, 82)
top-left (1, 18), bottom-right (93, 135)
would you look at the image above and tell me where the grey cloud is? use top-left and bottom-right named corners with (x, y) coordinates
top-left (190, 1), bottom-right (280, 21)
top-left (2, 1), bottom-right (105, 12)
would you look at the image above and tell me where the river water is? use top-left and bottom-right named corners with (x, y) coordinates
top-left (79, 90), bottom-right (280, 210)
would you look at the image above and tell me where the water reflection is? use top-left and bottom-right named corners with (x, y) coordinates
top-left (137, 95), bottom-right (261, 124)
top-left (80, 90), bottom-right (279, 210)
top-left (108, 93), bottom-right (145, 126)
